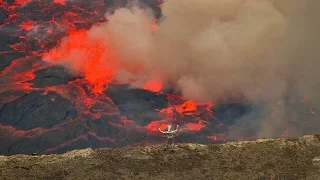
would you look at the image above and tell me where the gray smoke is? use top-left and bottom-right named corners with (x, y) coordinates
top-left (150, 0), bottom-right (320, 138)
top-left (46, 0), bottom-right (320, 138)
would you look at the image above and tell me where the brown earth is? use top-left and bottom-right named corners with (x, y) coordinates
top-left (1, 135), bottom-right (320, 180)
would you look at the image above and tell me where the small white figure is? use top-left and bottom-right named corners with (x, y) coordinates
top-left (159, 124), bottom-right (179, 146)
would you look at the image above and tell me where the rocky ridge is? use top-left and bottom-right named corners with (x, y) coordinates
top-left (1, 134), bottom-right (320, 180)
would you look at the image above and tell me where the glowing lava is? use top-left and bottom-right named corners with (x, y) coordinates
top-left (0, 0), bottom-right (318, 156)
top-left (42, 29), bottom-right (114, 94)
top-left (53, 0), bottom-right (67, 5)
top-left (143, 77), bottom-right (163, 92)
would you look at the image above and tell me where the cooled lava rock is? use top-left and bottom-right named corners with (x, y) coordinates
top-left (0, 91), bottom-right (78, 130)
top-left (106, 84), bottom-right (168, 126)
top-left (30, 66), bottom-right (85, 88)
top-left (0, 52), bottom-right (26, 72)
top-left (0, 8), bottom-right (7, 25)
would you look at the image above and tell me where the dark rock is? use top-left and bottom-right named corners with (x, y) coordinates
top-left (0, 91), bottom-right (78, 130)
top-left (0, 8), bottom-right (7, 25)
top-left (30, 66), bottom-right (84, 88)
top-left (0, 32), bottom-right (21, 51)
top-left (86, 117), bottom-right (119, 138)
top-left (140, 0), bottom-right (163, 18)
top-left (106, 84), bottom-right (168, 126)
top-left (4, 121), bottom-right (89, 155)
top-left (0, 52), bottom-right (26, 72)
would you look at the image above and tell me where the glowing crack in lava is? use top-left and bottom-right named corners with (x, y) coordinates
top-left (0, 0), bottom-right (318, 155)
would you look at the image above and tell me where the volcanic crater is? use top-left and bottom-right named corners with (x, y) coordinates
top-left (0, 0), bottom-right (318, 155)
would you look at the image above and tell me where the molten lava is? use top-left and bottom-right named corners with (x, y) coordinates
top-left (143, 77), bottom-right (163, 92)
top-left (43, 29), bottom-right (116, 94)
top-left (53, 0), bottom-right (67, 5)
top-left (0, 0), bottom-right (318, 155)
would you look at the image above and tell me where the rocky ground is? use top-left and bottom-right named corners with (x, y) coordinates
top-left (1, 134), bottom-right (320, 180)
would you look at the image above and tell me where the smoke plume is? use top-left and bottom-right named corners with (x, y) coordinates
top-left (153, 0), bottom-right (290, 101)
top-left (44, 0), bottom-right (320, 138)
top-left (152, 0), bottom-right (320, 138)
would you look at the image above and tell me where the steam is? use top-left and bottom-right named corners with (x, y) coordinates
top-left (44, 0), bottom-right (320, 138)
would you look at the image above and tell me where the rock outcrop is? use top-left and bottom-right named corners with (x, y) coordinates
top-left (1, 134), bottom-right (320, 180)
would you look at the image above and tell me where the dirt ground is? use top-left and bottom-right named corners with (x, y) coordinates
top-left (1, 135), bottom-right (320, 180)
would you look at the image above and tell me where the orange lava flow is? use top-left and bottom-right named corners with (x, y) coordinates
top-left (143, 77), bottom-right (163, 92)
top-left (160, 100), bottom-right (213, 117)
top-left (184, 121), bottom-right (206, 131)
top-left (143, 97), bottom-right (215, 133)
top-left (146, 120), bottom-right (169, 133)
top-left (15, 0), bottom-right (32, 6)
top-left (43, 29), bottom-right (115, 94)
top-left (42, 23), bottom-right (163, 94)
top-left (53, 0), bottom-right (67, 5)
top-left (20, 20), bottom-right (34, 31)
